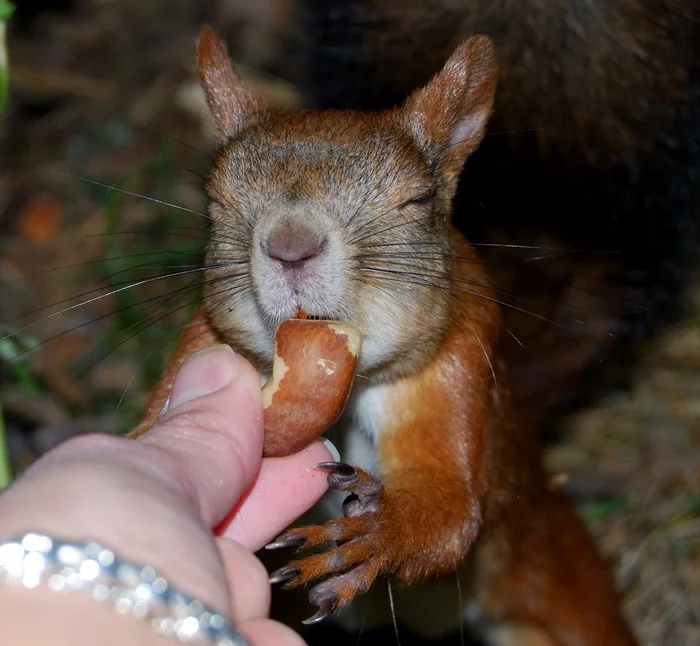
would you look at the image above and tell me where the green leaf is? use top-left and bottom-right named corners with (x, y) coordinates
top-left (0, 1), bottom-right (15, 23)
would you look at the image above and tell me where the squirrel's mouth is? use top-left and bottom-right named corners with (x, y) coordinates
top-left (296, 307), bottom-right (323, 321)
top-left (292, 306), bottom-right (347, 324)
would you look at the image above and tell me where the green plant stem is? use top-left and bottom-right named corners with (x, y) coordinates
top-left (0, 0), bottom-right (15, 112)
top-left (0, 0), bottom-right (16, 485)
top-left (0, 401), bottom-right (12, 490)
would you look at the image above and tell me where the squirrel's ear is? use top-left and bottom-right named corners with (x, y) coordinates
top-left (404, 36), bottom-right (497, 187)
top-left (197, 26), bottom-right (266, 142)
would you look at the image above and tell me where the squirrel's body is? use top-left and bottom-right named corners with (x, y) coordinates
top-left (133, 1), bottom-right (700, 642)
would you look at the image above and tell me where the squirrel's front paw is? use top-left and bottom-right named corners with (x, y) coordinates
top-left (266, 462), bottom-right (396, 623)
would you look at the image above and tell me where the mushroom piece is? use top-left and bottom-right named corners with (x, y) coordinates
top-left (262, 319), bottom-right (362, 457)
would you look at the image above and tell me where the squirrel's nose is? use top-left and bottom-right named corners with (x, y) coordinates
top-left (265, 222), bottom-right (326, 267)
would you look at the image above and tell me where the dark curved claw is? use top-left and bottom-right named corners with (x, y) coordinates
top-left (264, 533), bottom-right (307, 551)
top-left (269, 565), bottom-right (301, 585)
top-left (301, 596), bottom-right (337, 625)
top-left (315, 461), bottom-right (359, 488)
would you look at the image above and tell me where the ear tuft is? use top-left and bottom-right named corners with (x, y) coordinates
top-left (404, 36), bottom-right (498, 188)
top-left (197, 26), bottom-right (266, 142)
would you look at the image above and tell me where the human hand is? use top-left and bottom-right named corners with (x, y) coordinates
top-left (0, 344), bottom-right (333, 645)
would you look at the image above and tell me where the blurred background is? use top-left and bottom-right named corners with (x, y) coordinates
top-left (0, 1), bottom-right (698, 644)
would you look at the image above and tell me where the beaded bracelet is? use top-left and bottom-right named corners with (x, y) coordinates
top-left (0, 532), bottom-right (249, 645)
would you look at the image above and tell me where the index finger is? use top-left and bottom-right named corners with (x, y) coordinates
top-left (216, 441), bottom-right (332, 551)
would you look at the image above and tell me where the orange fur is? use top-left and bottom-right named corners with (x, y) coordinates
top-left (129, 309), bottom-right (220, 438)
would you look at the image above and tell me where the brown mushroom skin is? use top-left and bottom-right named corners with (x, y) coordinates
top-left (129, 313), bottom-right (362, 459)
top-left (262, 319), bottom-right (362, 457)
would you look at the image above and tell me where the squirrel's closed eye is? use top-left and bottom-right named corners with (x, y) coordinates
top-left (399, 191), bottom-right (436, 210)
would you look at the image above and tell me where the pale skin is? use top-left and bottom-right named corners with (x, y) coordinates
top-left (0, 345), bottom-right (332, 645)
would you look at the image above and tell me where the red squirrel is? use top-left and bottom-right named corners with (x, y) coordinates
top-left (131, 27), bottom-right (638, 646)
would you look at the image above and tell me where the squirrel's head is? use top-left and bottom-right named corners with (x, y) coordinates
top-left (197, 26), bottom-right (497, 377)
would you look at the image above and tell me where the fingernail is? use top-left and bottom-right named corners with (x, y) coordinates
top-left (321, 437), bottom-right (341, 462)
top-left (158, 394), bottom-right (171, 417)
top-left (167, 344), bottom-right (238, 411)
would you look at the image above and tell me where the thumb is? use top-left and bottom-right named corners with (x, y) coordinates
top-left (139, 344), bottom-right (264, 526)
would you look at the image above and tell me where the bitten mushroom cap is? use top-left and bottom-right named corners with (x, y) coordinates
top-left (262, 319), bottom-right (362, 457)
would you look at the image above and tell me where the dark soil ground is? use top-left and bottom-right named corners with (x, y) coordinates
top-left (0, 2), bottom-right (698, 644)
